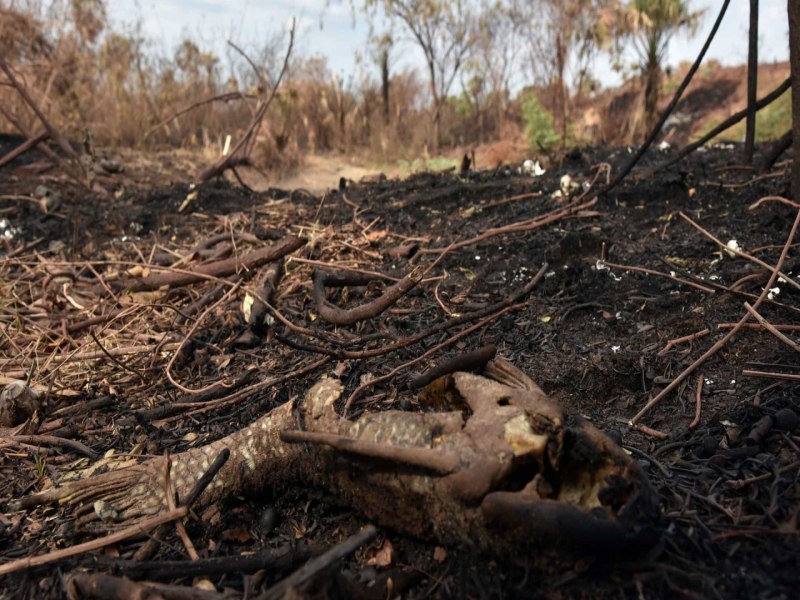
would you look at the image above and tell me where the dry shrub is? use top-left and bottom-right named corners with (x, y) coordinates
top-left (0, 1), bottom-right (620, 169)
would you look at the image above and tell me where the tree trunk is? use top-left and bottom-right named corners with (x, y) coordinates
top-left (381, 47), bottom-right (390, 125)
top-left (643, 52), bottom-right (661, 141)
top-left (789, 0), bottom-right (800, 200)
top-left (555, 32), bottom-right (568, 148)
top-left (432, 104), bottom-right (441, 153)
top-left (427, 60), bottom-right (440, 153)
top-left (744, 0), bottom-right (759, 162)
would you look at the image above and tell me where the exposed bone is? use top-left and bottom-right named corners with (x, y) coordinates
top-left (10, 358), bottom-right (660, 566)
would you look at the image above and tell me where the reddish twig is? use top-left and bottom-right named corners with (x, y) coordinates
top-left (742, 370), bottom-right (800, 382)
top-left (165, 281), bottom-right (241, 394)
top-left (742, 302), bottom-right (800, 353)
top-left (631, 207), bottom-right (800, 424)
top-left (748, 195), bottom-right (800, 210)
top-left (658, 329), bottom-right (711, 356)
top-left (0, 506), bottom-right (189, 577)
top-left (88, 330), bottom-right (147, 384)
top-left (416, 165), bottom-right (608, 257)
top-left (418, 196), bottom-right (598, 256)
top-left (679, 211), bottom-right (800, 293)
top-left (600, 260), bottom-right (715, 295)
top-left (690, 374), bottom-right (704, 429)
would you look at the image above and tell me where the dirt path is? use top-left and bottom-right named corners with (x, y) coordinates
top-left (251, 154), bottom-right (398, 193)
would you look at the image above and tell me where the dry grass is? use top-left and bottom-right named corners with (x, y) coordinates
top-left (0, 2), bottom-right (790, 176)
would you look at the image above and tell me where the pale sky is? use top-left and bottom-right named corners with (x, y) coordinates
top-left (108, 1), bottom-right (790, 90)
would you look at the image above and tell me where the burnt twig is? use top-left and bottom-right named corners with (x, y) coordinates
top-left (261, 525), bottom-right (379, 600)
top-left (313, 265), bottom-right (424, 326)
top-left (645, 78), bottom-right (791, 178)
top-left (126, 235), bottom-right (306, 293)
top-left (407, 345), bottom-right (497, 390)
top-left (197, 21), bottom-right (295, 183)
top-left (631, 206), bottom-right (800, 424)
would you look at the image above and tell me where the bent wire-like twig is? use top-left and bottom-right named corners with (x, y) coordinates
top-left (312, 265), bottom-right (424, 326)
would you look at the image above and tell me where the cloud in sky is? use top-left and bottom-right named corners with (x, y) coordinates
top-left (109, 1), bottom-right (789, 88)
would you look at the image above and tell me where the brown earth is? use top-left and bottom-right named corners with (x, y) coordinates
top-left (581, 61), bottom-right (790, 147)
top-left (0, 134), bottom-right (798, 599)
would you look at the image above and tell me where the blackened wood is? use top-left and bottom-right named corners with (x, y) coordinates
top-left (744, 0), bottom-right (759, 162)
top-left (789, 0), bottom-right (800, 200)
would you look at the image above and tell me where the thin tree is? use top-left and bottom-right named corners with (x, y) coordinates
top-left (464, 1), bottom-right (525, 138)
top-left (367, 0), bottom-right (476, 151)
top-left (789, 0), bottom-right (800, 200)
top-left (626, 0), bottom-right (703, 138)
top-left (509, 0), bottom-right (626, 147)
top-left (743, 0), bottom-right (758, 162)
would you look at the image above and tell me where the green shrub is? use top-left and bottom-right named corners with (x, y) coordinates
top-left (521, 92), bottom-right (559, 152)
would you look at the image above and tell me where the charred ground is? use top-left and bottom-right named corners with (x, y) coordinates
top-left (0, 140), bottom-right (798, 599)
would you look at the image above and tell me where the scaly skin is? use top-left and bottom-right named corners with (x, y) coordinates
top-left (12, 361), bottom-right (661, 565)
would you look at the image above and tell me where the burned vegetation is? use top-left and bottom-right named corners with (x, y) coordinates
top-left (1, 137), bottom-right (799, 598)
top-left (1, 1), bottom-right (799, 597)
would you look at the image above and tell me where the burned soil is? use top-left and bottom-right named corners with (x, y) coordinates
top-left (1, 141), bottom-right (798, 599)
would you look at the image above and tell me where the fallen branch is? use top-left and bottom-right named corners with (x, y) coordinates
top-left (197, 21), bottom-right (295, 182)
top-left (0, 130), bottom-right (48, 169)
top-left (313, 265), bottom-right (424, 326)
top-left (262, 525), bottom-right (378, 600)
top-left (124, 235), bottom-right (306, 292)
